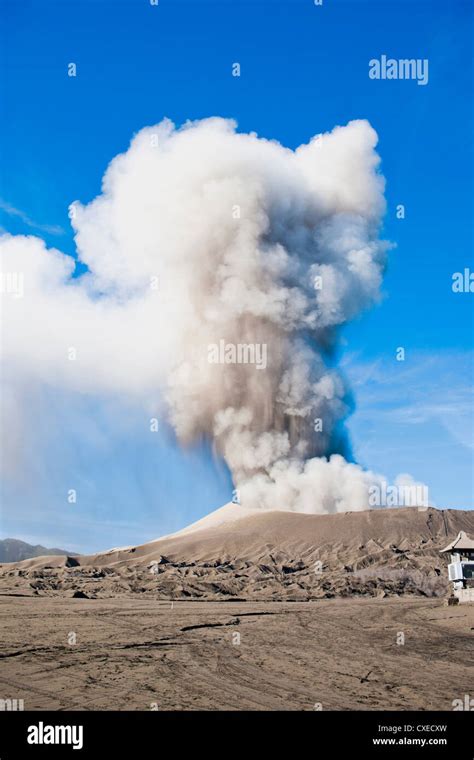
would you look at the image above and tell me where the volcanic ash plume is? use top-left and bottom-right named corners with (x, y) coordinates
top-left (1, 117), bottom-right (397, 512)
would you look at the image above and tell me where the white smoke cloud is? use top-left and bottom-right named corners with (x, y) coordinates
top-left (0, 116), bottom-right (425, 512)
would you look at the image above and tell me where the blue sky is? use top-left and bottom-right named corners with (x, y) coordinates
top-left (0, 0), bottom-right (472, 552)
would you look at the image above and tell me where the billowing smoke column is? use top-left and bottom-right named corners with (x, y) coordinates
top-left (1, 117), bottom-right (395, 512)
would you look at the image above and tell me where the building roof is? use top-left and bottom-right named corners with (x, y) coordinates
top-left (440, 531), bottom-right (474, 553)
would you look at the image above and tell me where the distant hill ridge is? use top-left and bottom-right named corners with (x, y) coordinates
top-left (0, 538), bottom-right (78, 563)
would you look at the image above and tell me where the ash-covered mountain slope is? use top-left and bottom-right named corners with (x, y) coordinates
top-left (1, 506), bottom-right (472, 600)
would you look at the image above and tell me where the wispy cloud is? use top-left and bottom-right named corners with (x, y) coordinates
top-left (340, 349), bottom-right (473, 508)
top-left (0, 198), bottom-right (64, 236)
top-left (343, 349), bottom-right (474, 452)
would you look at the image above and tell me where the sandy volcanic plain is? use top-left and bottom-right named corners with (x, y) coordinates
top-left (0, 506), bottom-right (473, 711)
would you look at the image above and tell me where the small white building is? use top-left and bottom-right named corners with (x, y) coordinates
top-left (440, 531), bottom-right (474, 603)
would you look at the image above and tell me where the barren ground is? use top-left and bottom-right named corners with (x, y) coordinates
top-left (0, 597), bottom-right (472, 711)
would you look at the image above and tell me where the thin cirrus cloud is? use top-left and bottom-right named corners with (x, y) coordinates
top-left (344, 350), bottom-right (473, 449)
top-left (0, 197), bottom-right (64, 237)
top-left (342, 350), bottom-right (473, 507)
